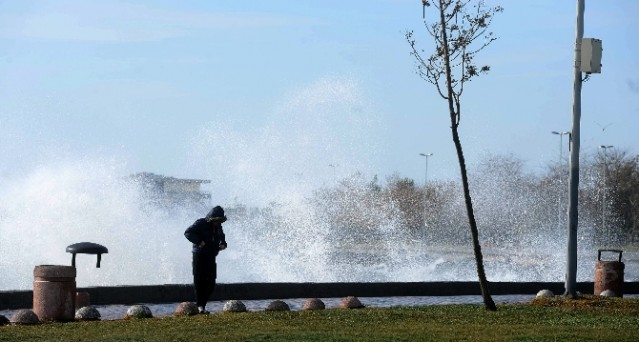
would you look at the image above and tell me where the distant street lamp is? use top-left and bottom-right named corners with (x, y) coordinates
top-left (328, 164), bottom-right (338, 184)
top-left (551, 131), bottom-right (571, 230)
top-left (599, 145), bottom-right (614, 237)
top-left (551, 131), bottom-right (571, 164)
top-left (419, 153), bottom-right (433, 228)
top-left (419, 153), bottom-right (434, 185)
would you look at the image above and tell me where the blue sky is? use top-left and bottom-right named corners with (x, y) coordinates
top-left (0, 0), bottom-right (637, 188)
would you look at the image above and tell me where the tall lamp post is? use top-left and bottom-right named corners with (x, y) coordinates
top-left (419, 153), bottom-right (433, 228)
top-left (552, 131), bottom-right (571, 163)
top-left (552, 131), bottom-right (571, 229)
top-left (565, 0), bottom-right (584, 297)
top-left (599, 145), bottom-right (613, 239)
top-left (328, 164), bottom-right (338, 184)
top-left (566, 0), bottom-right (602, 297)
top-left (419, 153), bottom-right (433, 185)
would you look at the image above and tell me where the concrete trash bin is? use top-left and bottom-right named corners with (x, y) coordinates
top-left (594, 249), bottom-right (624, 297)
top-left (33, 265), bottom-right (76, 321)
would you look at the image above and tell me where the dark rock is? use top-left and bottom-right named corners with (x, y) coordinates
top-left (75, 306), bottom-right (101, 321)
top-left (10, 309), bottom-right (40, 325)
top-left (124, 305), bottom-right (153, 319)
top-left (265, 300), bottom-right (290, 311)
top-left (302, 298), bottom-right (326, 310)
top-left (340, 296), bottom-right (365, 309)
top-left (175, 302), bottom-right (199, 316)
top-left (223, 300), bottom-right (247, 313)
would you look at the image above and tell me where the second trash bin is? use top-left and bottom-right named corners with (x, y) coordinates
top-left (33, 265), bottom-right (76, 321)
top-left (594, 249), bottom-right (624, 297)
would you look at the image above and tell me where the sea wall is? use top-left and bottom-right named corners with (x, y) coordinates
top-left (2, 281), bottom-right (638, 310)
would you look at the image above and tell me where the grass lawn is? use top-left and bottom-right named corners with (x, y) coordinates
top-left (1, 296), bottom-right (638, 341)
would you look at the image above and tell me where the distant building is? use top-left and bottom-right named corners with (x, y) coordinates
top-left (130, 172), bottom-right (211, 207)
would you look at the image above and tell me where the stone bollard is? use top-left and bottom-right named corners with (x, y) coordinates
top-left (33, 265), bottom-right (76, 322)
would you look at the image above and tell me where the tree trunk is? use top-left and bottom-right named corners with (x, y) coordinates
top-left (437, 0), bottom-right (496, 311)
top-left (451, 125), bottom-right (497, 311)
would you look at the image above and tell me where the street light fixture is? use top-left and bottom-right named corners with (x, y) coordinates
top-left (419, 153), bottom-right (434, 185)
top-left (551, 131), bottom-right (571, 164)
top-left (599, 145), bottom-right (614, 237)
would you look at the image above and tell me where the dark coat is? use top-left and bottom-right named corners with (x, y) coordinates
top-left (184, 218), bottom-right (226, 257)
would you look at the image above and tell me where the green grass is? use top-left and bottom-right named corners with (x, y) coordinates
top-left (2, 297), bottom-right (639, 341)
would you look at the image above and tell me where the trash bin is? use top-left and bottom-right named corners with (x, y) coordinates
top-left (594, 249), bottom-right (624, 297)
top-left (33, 265), bottom-right (76, 321)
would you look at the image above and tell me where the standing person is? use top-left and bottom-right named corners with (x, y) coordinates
top-left (184, 205), bottom-right (228, 314)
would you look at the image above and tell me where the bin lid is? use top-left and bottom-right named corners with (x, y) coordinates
top-left (598, 249), bottom-right (623, 262)
top-left (34, 265), bottom-right (76, 278)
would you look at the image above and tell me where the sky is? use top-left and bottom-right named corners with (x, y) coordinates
top-left (0, 0), bottom-right (637, 188)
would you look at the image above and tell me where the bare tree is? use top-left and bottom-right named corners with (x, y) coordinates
top-left (406, 0), bottom-right (502, 311)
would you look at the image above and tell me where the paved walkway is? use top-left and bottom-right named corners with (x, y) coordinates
top-left (1, 295), bottom-right (534, 321)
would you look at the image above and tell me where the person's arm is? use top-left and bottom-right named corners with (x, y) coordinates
top-left (218, 227), bottom-right (227, 250)
top-left (184, 220), bottom-right (206, 247)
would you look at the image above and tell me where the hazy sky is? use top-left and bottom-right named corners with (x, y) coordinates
top-left (1, 0), bottom-right (637, 186)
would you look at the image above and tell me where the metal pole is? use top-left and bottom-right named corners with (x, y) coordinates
top-left (599, 145), bottom-right (613, 240)
top-left (419, 153), bottom-right (433, 227)
top-left (329, 164), bottom-right (337, 183)
top-left (565, 0), bottom-right (584, 298)
top-left (559, 134), bottom-right (563, 162)
top-left (425, 157), bottom-right (428, 184)
top-left (552, 131), bottom-right (570, 230)
top-left (419, 153), bottom-right (433, 185)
